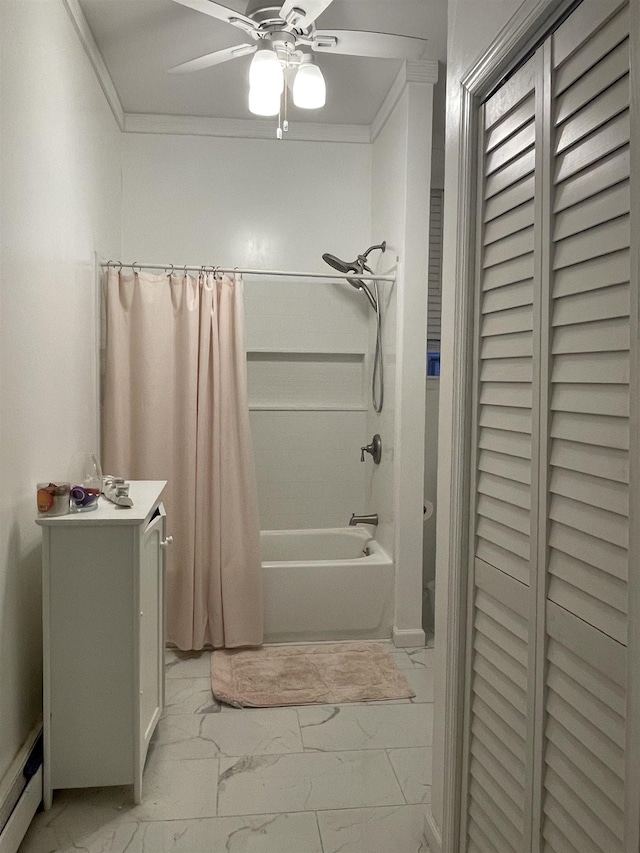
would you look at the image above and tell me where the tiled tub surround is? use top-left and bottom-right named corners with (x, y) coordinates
top-left (19, 643), bottom-right (433, 853)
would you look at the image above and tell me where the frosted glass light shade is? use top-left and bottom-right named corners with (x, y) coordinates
top-left (248, 86), bottom-right (280, 116)
top-left (249, 48), bottom-right (284, 95)
top-left (293, 62), bottom-right (326, 109)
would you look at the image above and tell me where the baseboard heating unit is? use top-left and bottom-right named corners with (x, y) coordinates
top-left (0, 724), bottom-right (42, 853)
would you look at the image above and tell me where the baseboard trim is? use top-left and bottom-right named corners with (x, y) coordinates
top-left (393, 626), bottom-right (426, 648)
top-left (423, 807), bottom-right (442, 853)
top-left (0, 767), bottom-right (42, 853)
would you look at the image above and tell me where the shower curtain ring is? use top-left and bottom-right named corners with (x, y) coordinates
top-left (117, 261), bottom-right (123, 273)
top-left (165, 263), bottom-right (174, 276)
top-left (132, 261), bottom-right (141, 274)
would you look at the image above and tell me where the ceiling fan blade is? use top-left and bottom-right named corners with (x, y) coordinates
top-left (313, 29), bottom-right (427, 60)
top-left (168, 43), bottom-right (256, 74)
top-left (171, 0), bottom-right (258, 34)
top-left (279, 0), bottom-right (334, 29)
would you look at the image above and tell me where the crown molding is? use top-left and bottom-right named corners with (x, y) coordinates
top-left (62, 0), bottom-right (124, 130)
top-left (123, 113), bottom-right (371, 143)
top-left (371, 59), bottom-right (439, 143)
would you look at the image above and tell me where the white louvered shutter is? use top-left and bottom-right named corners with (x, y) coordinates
top-left (542, 604), bottom-right (626, 853)
top-left (467, 562), bottom-right (530, 852)
top-left (462, 2), bottom-right (635, 850)
top-left (539, 4), bottom-right (631, 851)
top-left (427, 189), bottom-right (444, 351)
top-left (475, 55), bottom-right (538, 591)
top-left (546, 0), bottom-right (630, 646)
top-left (463, 54), bottom-right (540, 853)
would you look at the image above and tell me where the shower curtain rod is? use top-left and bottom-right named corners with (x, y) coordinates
top-left (100, 260), bottom-right (395, 283)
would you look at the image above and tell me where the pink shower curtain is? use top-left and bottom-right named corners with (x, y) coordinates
top-left (102, 268), bottom-right (263, 650)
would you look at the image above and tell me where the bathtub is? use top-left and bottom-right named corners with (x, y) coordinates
top-left (261, 527), bottom-right (394, 643)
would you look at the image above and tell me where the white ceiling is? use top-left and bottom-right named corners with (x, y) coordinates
top-left (77, 0), bottom-right (448, 127)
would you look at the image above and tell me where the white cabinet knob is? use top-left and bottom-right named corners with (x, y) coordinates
top-left (160, 536), bottom-right (173, 548)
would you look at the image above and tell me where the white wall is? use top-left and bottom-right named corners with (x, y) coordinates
top-left (121, 134), bottom-right (372, 530)
top-left (0, 0), bottom-right (121, 783)
top-left (429, 0), bottom-right (526, 839)
top-left (370, 70), bottom-right (435, 647)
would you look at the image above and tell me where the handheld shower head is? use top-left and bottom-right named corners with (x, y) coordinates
top-left (322, 243), bottom-right (387, 311)
top-left (322, 252), bottom-right (371, 300)
top-left (321, 253), bottom-right (359, 274)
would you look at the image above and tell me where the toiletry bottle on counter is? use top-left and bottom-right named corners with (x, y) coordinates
top-left (37, 482), bottom-right (70, 516)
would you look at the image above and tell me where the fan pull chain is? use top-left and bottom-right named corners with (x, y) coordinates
top-left (283, 76), bottom-right (289, 133)
top-left (276, 74), bottom-right (290, 140)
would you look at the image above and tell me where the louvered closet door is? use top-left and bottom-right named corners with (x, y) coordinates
top-left (548, 0), bottom-right (630, 648)
top-left (476, 55), bottom-right (538, 589)
top-left (541, 605), bottom-right (627, 852)
top-left (539, 4), bottom-right (631, 851)
top-left (462, 54), bottom-right (540, 853)
top-left (462, 2), bottom-right (635, 850)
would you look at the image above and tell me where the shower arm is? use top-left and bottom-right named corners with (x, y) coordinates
top-left (361, 242), bottom-right (387, 260)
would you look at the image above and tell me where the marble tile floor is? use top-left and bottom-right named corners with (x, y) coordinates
top-left (19, 641), bottom-right (433, 853)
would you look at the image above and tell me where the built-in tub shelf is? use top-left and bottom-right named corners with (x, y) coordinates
top-left (246, 350), bottom-right (366, 410)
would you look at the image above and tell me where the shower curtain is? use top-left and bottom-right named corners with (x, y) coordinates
top-left (102, 268), bottom-right (263, 650)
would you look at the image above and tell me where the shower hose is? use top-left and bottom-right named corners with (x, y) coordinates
top-left (372, 282), bottom-right (384, 413)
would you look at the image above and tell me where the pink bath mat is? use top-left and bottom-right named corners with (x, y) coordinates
top-left (210, 641), bottom-right (415, 707)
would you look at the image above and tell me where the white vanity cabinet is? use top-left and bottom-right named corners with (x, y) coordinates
top-left (36, 480), bottom-right (168, 809)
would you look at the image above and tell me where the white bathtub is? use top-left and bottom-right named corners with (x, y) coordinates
top-left (261, 527), bottom-right (394, 643)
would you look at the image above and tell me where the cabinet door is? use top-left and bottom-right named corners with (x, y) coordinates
top-left (139, 505), bottom-right (165, 754)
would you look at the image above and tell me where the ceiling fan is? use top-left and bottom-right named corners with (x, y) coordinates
top-left (169, 0), bottom-right (428, 128)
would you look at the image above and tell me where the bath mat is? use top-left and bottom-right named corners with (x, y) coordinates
top-left (210, 642), bottom-right (415, 707)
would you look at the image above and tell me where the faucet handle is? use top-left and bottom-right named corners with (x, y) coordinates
top-left (360, 434), bottom-right (382, 465)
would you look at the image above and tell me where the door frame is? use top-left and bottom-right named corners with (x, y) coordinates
top-left (431, 1), bottom-right (640, 851)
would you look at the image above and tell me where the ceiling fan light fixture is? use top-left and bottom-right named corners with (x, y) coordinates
top-left (293, 55), bottom-right (326, 109)
top-left (249, 46), bottom-right (284, 96)
top-left (248, 84), bottom-right (281, 116)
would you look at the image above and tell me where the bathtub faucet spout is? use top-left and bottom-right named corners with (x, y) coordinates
top-left (349, 513), bottom-right (378, 527)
